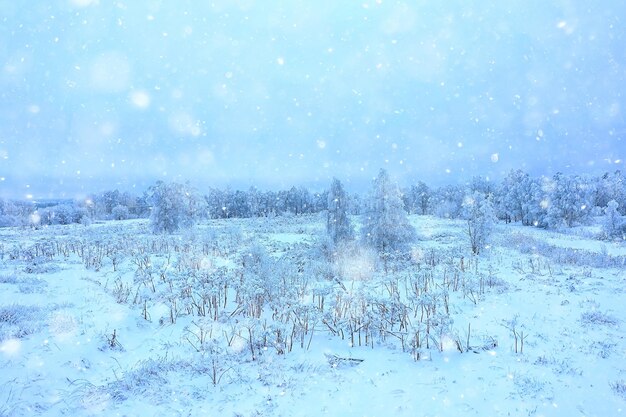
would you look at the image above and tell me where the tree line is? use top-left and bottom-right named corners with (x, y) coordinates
top-left (1, 169), bottom-right (625, 240)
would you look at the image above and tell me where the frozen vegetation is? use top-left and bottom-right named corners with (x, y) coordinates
top-left (0, 171), bottom-right (625, 416)
top-left (2, 1), bottom-right (624, 415)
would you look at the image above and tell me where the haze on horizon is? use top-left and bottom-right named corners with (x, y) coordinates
top-left (1, 0), bottom-right (625, 200)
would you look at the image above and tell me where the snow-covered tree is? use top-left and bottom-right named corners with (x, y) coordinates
top-left (111, 205), bottom-right (130, 220)
top-left (231, 190), bottom-right (251, 218)
top-left (361, 169), bottom-right (416, 262)
top-left (285, 186), bottom-right (312, 215)
top-left (0, 199), bottom-right (31, 227)
top-left (312, 190), bottom-right (329, 213)
top-left (326, 178), bottom-right (354, 245)
top-left (348, 193), bottom-right (363, 215)
top-left (469, 175), bottom-right (495, 197)
top-left (147, 181), bottom-right (204, 233)
top-left (402, 181), bottom-right (431, 215)
top-left (414, 181), bottom-right (431, 215)
top-left (603, 200), bottom-right (625, 240)
top-left (431, 185), bottom-right (465, 219)
top-left (546, 173), bottom-right (593, 228)
top-left (87, 190), bottom-right (144, 220)
top-left (51, 205), bottom-right (74, 225)
top-left (496, 169), bottom-right (532, 224)
top-left (594, 171), bottom-right (626, 215)
top-left (34, 203), bottom-right (90, 226)
top-left (522, 176), bottom-right (550, 227)
top-left (463, 192), bottom-right (497, 255)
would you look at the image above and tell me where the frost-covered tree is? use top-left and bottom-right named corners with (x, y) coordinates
top-left (284, 186), bottom-right (313, 215)
top-left (469, 175), bottom-right (495, 197)
top-left (431, 184), bottom-right (465, 219)
top-left (0, 198), bottom-right (13, 218)
top-left (594, 171), bottom-right (626, 215)
top-left (312, 190), bottom-right (329, 213)
top-left (326, 178), bottom-right (354, 245)
top-left (546, 173), bottom-right (593, 228)
top-left (463, 192), bottom-right (497, 255)
top-left (361, 169), bottom-right (416, 261)
top-left (147, 181), bottom-right (204, 233)
top-left (0, 199), bottom-right (31, 227)
top-left (402, 181), bottom-right (431, 215)
top-left (111, 205), bottom-right (130, 221)
top-left (414, 181), bottom-right (431, 215)
top-left (35, 203), bottom-right (90, 226)
top-left (522, 176), bottom-right (550, 227)
top-left (496, 169), bottom-right (532, 224)
top-left (348, 193), bottom-right (363, 215)
top-left (603, 200), bottom-right (625, 239)
top-left (231, 190), bottom-right (251, 218)
top-left (88, 189), bottom-right (144, 220)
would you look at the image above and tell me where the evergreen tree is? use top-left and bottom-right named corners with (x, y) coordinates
top-left (326, 178), bottom-right (354, 245)
top-left (361, 169), bottom-right (416, 261)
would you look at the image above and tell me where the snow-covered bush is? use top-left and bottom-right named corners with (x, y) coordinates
top-left (0, 274), bottom-right (18, 284)
top-left (23, 256), bottom-right (61, 274)
top-left (580, 310), bottom-right (619, 327)
top-left (236, 242), bottom-right (275, 318)
top-left (17, 276), bottom-right (48, 294)
top-left (97, 358), bottom-right (178, 401)
top-left (0, 304), bottom-right (47, 341)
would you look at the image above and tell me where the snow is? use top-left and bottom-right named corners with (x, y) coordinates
top-left (1, 215), bottom-right (625, 416)
top-left (501, 221), bottom-right (626, 257)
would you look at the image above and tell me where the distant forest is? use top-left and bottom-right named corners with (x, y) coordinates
top-left (1, 169), bottom-right (625, 238)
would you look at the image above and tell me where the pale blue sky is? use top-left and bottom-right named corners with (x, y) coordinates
top-left (1, 0), bottom-right (625, 198)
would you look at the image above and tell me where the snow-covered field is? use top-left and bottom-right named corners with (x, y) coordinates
top-left (1, 215), bottom-right (625, 416)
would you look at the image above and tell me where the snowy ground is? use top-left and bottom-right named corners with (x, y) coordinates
top-left (1, 215), bottom-right (625, 417)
